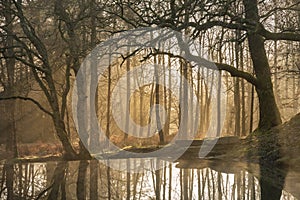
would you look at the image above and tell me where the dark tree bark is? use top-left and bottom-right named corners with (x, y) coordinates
top-left (4, 163), bottom-right (14, 200)
top-left (234, 29), bottom-right (241, 136)
top-left (89, 160), bottom-right (98, 200)
top-left (47, 162), bottom-right (68, 200)
top-left (3, 0), bottom-right (17, 157)
top-left (77, 160), bottom-right (88, 200)
top-left (243, 0), bottom-right (282, 130)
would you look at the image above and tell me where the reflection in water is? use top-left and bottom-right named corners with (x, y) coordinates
top-left (259, 163), bottom-right (288, 200)
top-left (0, 159), bottom-right (297, 200)
top-left (1, 162), bottom-right (47, 199)
top-left (258, 132), bottom-right (288, 200)
top-left (47, 161), bottom-right (68, 200)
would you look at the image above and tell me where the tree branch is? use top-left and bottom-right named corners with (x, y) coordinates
top-left (215, 63), bottom-right (259, 86)
top-left (258, 24), bottom-right (300, 41)
top-left (140, 49), bottom-right (259, 87)
top-left (0, 96), bottom-right (53, 117)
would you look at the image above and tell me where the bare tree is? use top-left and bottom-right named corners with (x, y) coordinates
top-left (0, 0), bottom-right (91, 159)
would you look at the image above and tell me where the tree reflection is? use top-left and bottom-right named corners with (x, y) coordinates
top-left (77, 160), bottom-right (88, 200)
top-left (90, 160), bottom-right (98, 200)
top-left (0, 159), bottom-right (297, 199)
top-left (258, 131), bottom-right (288, 200)
top-left (259, 165), bottom-right (287, 200)
top-left (4, 163), bottom-right (14, 200)
top-left (47, 162), bottom-right (67, 200)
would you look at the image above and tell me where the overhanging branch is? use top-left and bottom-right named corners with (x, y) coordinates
top-left (0, 96), bottom-right (53, 117)
top-left (146, 50), bottom-right (259, 87)
top-left (215, 63), bottom-right (259, 86)
top-left (259, 25), bottom-right (300, 41)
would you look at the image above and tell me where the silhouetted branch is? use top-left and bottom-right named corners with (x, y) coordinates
top-left (258, 24), bottom-right (300, 41)
top-left (141, 50), bottom-right (259, 87)
top-left (0, 96), bottom-right (53, 117)
top-left (215, 63), bottom-right (259, 87)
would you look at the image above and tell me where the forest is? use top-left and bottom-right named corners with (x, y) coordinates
top-left (0, 0), bottom-right (299, 199)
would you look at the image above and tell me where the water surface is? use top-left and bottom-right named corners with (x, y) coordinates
top-left (0, 159), bottom-right (298, 199)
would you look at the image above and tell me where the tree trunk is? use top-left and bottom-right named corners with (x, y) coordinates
top-left (54, 0), bottom-right (92, 159)
top-left (106, 64), bottom-right (111, 141)
top-left (89, 1), bottom-right (100, 153)
top-left (124, 46), bottom-right (131, 141)
top-left (52, 115), bottom-right (78, 159)
top-left (154, 55), bottom-right (165, 144)
top-left (234, 30), bottom-right (241, 136)
top-left (243, 0), bottom-right (282, 130)
top-left (3, 0), bottom-right (17, 157)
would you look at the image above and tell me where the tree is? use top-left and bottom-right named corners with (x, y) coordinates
top-left (242, 0), bottom-right (282, 130)
top-left (1, 0), bottom-right (18, 157)
top-left (0, 0), bottom-right (92, 159)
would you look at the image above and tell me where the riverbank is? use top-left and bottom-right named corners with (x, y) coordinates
top-left (226, 113), bottom-right (300, 170)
